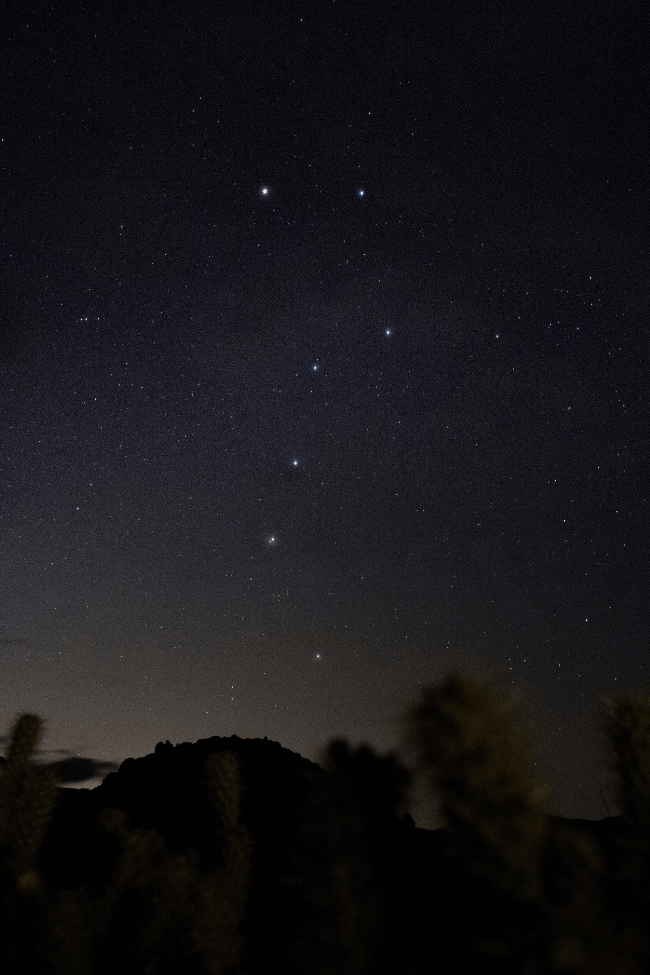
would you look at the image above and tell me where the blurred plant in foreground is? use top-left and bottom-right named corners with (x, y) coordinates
top-left (398, 671), bottom-right (650, 974)
top-left (0, 713), bottom-right (58, 891)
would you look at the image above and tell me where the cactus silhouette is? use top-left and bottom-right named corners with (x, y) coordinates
top-left (0, 713), bottom-right (57, 889)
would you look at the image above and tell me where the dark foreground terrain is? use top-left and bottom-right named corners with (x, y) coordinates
top-left (4, 733), bottom-right (637, 975)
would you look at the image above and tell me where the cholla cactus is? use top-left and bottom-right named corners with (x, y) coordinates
top-left (398, 671), bottom-right (549, 902)
top-left (0, 713), bottom-right (57, 890)
top-left (195, 750), bottom-right (252, 975)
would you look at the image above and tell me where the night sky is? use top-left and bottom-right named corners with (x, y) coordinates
top-left (1, 0), bottom-right (648, 823)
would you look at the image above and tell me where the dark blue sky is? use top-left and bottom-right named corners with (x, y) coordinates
top-left (1, 0), bottom-right (648, 822)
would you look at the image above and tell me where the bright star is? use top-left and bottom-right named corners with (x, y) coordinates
top-left (260, 186), bottom-right (270, 196)
top-left (292, 459), bottom-right (298, 466)
top-left (358, 189), bottom-right (365, 196)
top-left (385, 328), bottom-right (391, 336)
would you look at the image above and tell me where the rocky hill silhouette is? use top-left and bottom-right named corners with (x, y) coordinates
top-left (42, 734), bottom-right (321, 883)
top-left (31, 733), bottom-right (633, 975)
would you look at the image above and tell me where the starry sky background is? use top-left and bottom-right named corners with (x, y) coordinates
top-left (1, 0), bottom-right (648, 823)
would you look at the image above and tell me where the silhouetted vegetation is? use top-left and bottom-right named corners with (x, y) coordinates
top-left (1, 673), bottom-right (649, 973)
